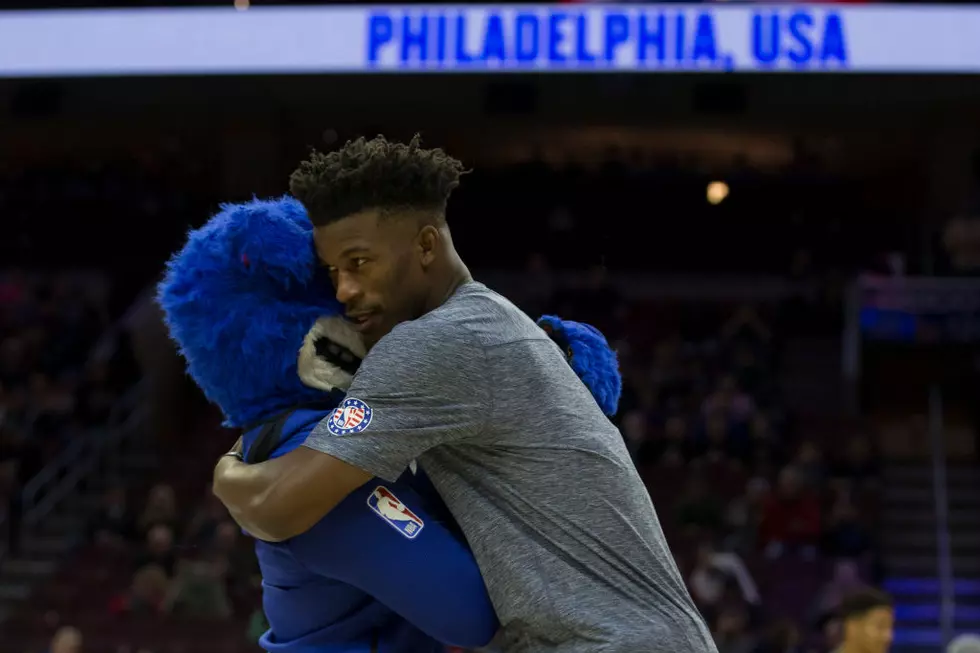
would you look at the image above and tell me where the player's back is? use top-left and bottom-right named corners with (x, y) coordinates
top-left (415, 283), bottom-right (716, 653)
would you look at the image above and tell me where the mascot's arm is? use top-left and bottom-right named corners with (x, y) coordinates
top-left (214, 314), bottom-right (622, 541)
top-left (536, 315), bottom-right (621, 416)
top-left (288, 479), bottom-right (499, 647)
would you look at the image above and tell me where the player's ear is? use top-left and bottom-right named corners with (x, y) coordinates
top-left (297, 316), bottom-right (366, 391)
top-left (417, 225), bottom-right (438, 268)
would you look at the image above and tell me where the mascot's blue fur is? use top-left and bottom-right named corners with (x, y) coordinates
top-left (158, 197), bottom-right (346, 427)
top-left (537, 316), bottom-right (621, 416)
top-left (158, 195), bottom-right (621, 428)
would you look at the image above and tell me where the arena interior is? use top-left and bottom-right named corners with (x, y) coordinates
top-left (1, 2), bottom-right (980, 653)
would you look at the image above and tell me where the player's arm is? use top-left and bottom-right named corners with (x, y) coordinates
top-left (290, 479), bottom-right (499, 647)
top-left (213, 319), bottom-right (489, 541)
top-left (213, 446), bottom-right (372, 543)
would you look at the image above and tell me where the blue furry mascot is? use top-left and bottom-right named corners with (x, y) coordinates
top-left (157, 196), bottom-right (622, 653)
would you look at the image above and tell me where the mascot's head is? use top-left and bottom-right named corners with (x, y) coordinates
top-left (157, 196), bottom-right (366, 428)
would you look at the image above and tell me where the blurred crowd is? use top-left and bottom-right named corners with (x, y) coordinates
top-left (0, 270), bottom-right (139, 556)
top-left (0, 148), bottom-right (214, 309)
top-left (91, 481), bottom-right (263, 632)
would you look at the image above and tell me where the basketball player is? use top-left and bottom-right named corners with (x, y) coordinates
top-left (834, 588), bottom-right (895, 653)
top-left (212, 135), bottom-right (715, 653)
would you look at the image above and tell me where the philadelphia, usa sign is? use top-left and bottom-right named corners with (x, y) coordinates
top-left (2, 5), bottom-right (980, 77)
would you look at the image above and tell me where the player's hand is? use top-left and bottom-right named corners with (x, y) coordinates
top-left (213, 441), bottom-right (287, 543)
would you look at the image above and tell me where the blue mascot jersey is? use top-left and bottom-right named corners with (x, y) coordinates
top-left (241, 404), bottom-right (499, 653)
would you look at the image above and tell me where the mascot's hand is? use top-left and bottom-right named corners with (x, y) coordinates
top-left (537, 316), bottom-right (622, 416)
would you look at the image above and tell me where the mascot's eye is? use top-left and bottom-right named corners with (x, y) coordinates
top-left (352, 257), bottom-right (369, 268)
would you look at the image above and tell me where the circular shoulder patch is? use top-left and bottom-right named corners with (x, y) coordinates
top-left (326, 397), bottom-right (373, 436)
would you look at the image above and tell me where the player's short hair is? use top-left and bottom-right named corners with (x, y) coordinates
top-left (289, 134), bottom-right (465, 227)
top-left (838, 588), bottom-right (894, 621)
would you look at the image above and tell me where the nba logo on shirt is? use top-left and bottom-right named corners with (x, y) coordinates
top-left (367, 486), bottom-right (425, 539)
top-left (326, 397), bottom-right (372, 436)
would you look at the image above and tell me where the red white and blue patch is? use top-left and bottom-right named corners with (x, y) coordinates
top-left (367, 486), bottom-right (424, 539)
top-left (326, 397), bottom-right (372, 436)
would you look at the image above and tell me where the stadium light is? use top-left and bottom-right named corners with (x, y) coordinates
top-left (706, 181), bottom-right (729, 205)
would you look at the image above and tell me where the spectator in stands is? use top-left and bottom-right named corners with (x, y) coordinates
top-left (183, 487), bottom-right (229, 548)
top-left (713, 606), bottom-right (757, 653)
top-left (0, 269), bottom-right (27, 308)
top-left (0, 337), bottom-right (29, 389)
top-left (689, 540), bottom-right (761, 616)
top-left (831, 436), bottom-right (879, 488)
top-left (27, 372), bottom-right (76, 448)
top-left (822, 494), bottom-right (872, 559)
top-left (745, 413), bottom-right (783, 475)
top-left (724, 477), bottom-right (769, 553)
top-left (751, 619), bottom-right (799, 653)
top-left (650, 337), bottom-right (686, 399)
top-left (792, 441), bottom-right (826, 490)
top-left (721, 305), bottom-right (772, 351)
top-left (0, 455), bottom-right (20, 553)
top-left (135, 524), bottom-right (176, 576)
top-left (137, 483), bottom-right (178, 537)
top-left (943, 215), bottom-right (980, 273)
top-left (703, 375), bottom-right (755, 424)
top-left (209, 520), bottom-right (259, 603)
top-left (811, 559), bottom-right (869, 629)
top-left (729, 343), bottom-right (768, 400)
top-left (619, 410), bottom-right (649, 463)
top-left (759, 466), bottom-right (821, 559)
top-left (676, 475), bottom-right (724, 536)
top-left (75, 360), bottom-right (119, 427)
top-left (110, 564), bottom-right (170, 616)
top-left (89, 483), bottom-right (136, 550)
top-left (0, 379), bottom-right (28, 434)
top-left (661, 415), bottom-right (691, 466)
top-left (166, 556), bottom-right (233, 619)
top-left (0, 420), bottom-right (40, 555)
top-left (48, 625), bottom-right (82, 653)
top-left (695, 410), bottom-right (737, 464)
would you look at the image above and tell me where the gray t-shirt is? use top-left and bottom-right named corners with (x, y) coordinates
top-left (305, 282), bottom-right (715, 653)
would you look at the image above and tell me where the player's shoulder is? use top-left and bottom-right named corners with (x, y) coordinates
top-left (371, 281), bottom-right (544, 363)
top-left (420, 281), bottom-right (548, 348)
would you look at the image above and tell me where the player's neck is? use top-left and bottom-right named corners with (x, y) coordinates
top-left (425, 252), bottom-right (471, 314)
